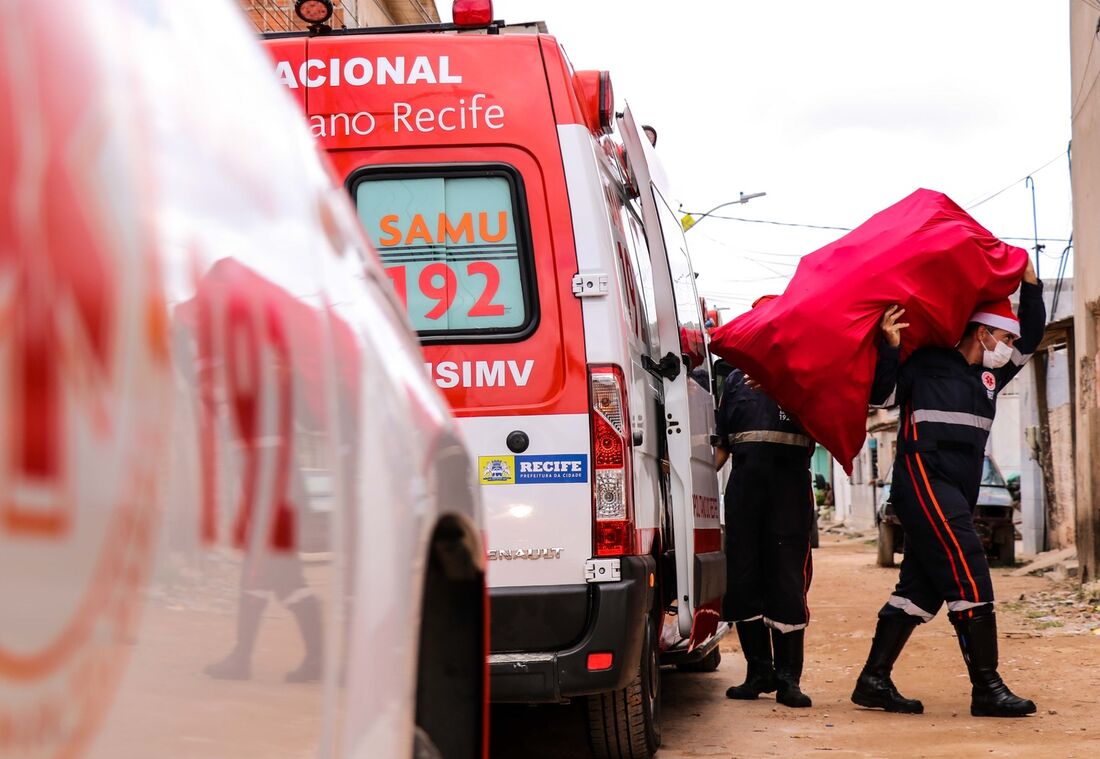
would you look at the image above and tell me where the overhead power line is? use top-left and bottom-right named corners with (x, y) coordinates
top-left (697, 292), bottom-right (758, 303)
top-left (694, 230), bottom-right (806, 259)
top-left (1051, 235), bottom-right (1074, 318)
top-left (962, 150), bottom-right (1068, 210)
top-left (705, 274), bottom-right (790, 283)
top-left (684, 211), bottom-right (1070, 243)
top-left (681, 212), bottom-right (851, 232)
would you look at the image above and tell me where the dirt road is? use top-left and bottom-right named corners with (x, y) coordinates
top-left (490, 533), bottom-right (1100, 759)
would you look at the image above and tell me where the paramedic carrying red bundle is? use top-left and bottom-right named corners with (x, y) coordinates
top-left (851, 257), bottom-right (1043, 719)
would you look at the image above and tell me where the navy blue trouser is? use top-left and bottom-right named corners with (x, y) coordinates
top-left (723, 456), bottom-right (814, 631)
top-left (879, 452), bottom-right (994, 623)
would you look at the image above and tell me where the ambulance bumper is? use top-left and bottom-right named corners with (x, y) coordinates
top-left (488, 554), bottom-right (656, 703)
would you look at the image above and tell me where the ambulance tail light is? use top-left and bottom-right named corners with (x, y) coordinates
top-left (589, 365), bottom-right (634, 557)
top-left (574, 70), bottom-right (614, 136)
top-left (453, 0), bottom-right (493, 28)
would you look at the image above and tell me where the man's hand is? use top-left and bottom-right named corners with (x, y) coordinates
top-left (715, 446), bottom-right (729, 471)
top-left (744, 375), bottom-right (762, 391)
top-left (1023, 256), bottom-right (1038, 285)
top-left (880, 305), bottom-right (910, 349)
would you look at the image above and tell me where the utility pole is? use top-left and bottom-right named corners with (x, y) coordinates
top-left (1025, 175), bottom-right (1044, 280)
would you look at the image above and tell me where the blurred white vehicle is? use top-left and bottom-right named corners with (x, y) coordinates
top-left (0, 2), bottom-right (486, 759)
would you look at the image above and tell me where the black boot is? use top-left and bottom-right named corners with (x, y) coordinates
top-left (205, 592), bottom-right (267, 680)
top-left (285, 593), bottom-right (324, 683)
top-left (771, 627), bottom-right (812, 708)
top-left (725, 619), bottom-right (778, 699)
top-left (851, 616), bottom-right (923, 714)
top-left (950, 607), bottom-right (1036, 718)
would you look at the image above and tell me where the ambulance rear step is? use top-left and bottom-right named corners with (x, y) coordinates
top-left (658, 621), bottom-right (729, 667)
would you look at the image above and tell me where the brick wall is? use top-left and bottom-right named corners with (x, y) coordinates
top-left (240, 1), bottom-right (358, 33)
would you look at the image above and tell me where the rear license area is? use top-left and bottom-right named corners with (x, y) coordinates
top-left (460, 414), bottom-right (592, 589)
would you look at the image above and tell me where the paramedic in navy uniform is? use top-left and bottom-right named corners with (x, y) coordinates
top-left (852, 257), bottom-right (1042, 718)
top-left (714, 297), bottom-right (816, 709)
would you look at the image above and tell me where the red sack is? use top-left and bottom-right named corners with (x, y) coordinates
top-left (709, 189), bottom-right (1028, 473)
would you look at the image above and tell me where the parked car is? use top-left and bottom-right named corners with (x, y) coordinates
top-left (875, 455), bottom-right (1016, 568)
top-left (875, 481), bottom-right (904, 568)
top-left (0, 2), bottom-right (485, 758)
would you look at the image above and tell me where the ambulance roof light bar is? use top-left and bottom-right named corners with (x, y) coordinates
top-left (573, 70), bottom-right (614, 136)
top-left (453, 0), bottom-right (494, 29)
top-left (262, 0), bottom-right (505, 40)
top-left (295, 0), bottom-right (334, 32)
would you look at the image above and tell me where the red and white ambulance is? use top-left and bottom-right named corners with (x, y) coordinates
top-left (0, 2), bottom-right (485, 758)
top-left (263, 3), bottom-right (725, 756)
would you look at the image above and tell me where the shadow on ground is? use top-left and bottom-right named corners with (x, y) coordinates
top-left (489, 667), bottom-right (726, 759)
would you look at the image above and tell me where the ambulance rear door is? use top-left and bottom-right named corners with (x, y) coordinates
top-left (618, 106), bottom-right (724, 641)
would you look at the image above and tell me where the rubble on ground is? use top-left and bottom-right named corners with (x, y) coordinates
top-left (819, 521), bottom-right (875, 542)
top-left (998, 577), bottom-right (1100, 636)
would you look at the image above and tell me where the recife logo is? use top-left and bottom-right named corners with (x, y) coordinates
top-left (516, 455), bottom-right (588, 484)
top-left (479, 455), bottom-right (589, 485)
top-left (479, 456), bottom-right (515, 485)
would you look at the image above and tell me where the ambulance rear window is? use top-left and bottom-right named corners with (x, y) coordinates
top-left (352, 165), bottom-right (536, 341)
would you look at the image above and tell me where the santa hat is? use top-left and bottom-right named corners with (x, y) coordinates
top-left (970, 298), bottom-right (1020, 337)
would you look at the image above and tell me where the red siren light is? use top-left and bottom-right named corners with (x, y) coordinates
top-left (573, 70), bottom-right (614, 136)
top-left (295, 0), bottom-right (334, 25)
top-left (453, 0), bottom-right (494, 28)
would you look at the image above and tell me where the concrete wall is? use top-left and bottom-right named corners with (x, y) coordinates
top-left (990, 379), bottom-right (1022, 478)
top-left (239, 0), bottom-right (438, 31)
top-left (1015, 345), bottom-right (1077, 554)
top-left (241, 0), bottom-right (360, 31)
top-left (834, 436), bottom-right (876, 530)
top-left (1044, 284), bottom-right (1077, 552)
top-left (1047, 349), bottom-right (1077, 548)
top-left (357, 1), bottom-right (394, 26)
top-left (994, 282), bottom-right (1076, 554)
top-left (832, 460), bottom-right (852, 524)
top-left (1018, 365), bottom-right (1046, 554)
top-left (1043, 284), bottom-right (1077, 550)
top-left (371, 0), bottom-right (440, 25)
top-left (1070, 0), bottom-right (1100, 582)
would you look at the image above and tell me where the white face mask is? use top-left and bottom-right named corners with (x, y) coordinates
top-left (980, 332), bottom-right (1013, 369)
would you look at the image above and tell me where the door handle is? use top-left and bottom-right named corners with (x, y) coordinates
top-left (641, 352), bottom-right (681, 382)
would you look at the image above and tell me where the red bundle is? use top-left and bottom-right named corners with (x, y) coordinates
top-left (709, 189), bottom-right (1028, 473)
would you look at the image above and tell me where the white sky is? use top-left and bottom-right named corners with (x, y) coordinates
top-left (444, 1), bottom-right (1073, 318)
